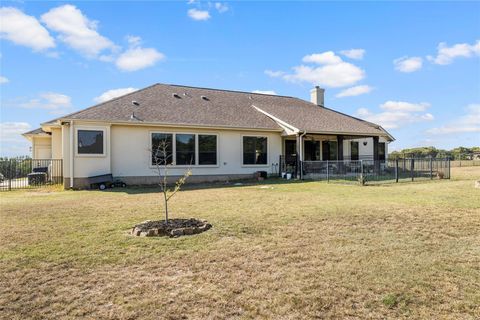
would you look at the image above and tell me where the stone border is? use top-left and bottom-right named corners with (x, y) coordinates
top-left (131, 218), bottom-right (212, 237)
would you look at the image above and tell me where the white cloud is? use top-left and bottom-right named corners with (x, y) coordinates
top-left (394, 56), bottom-right (423, 73)
top-left (303, 51), bottom-right (343, 65)
top-left (427, 40), bottom-right (480, 65)
top-left (115, 47), bottom-right (165, 72)
top-left (18, 92), bottom-right (72, 114)
top-left (0, 122), bottom-right (32, 156)
top-left (41, 4), bottom-right (116, 58)
top-left (268, 51), bottom-right (365, 88)
top-left (215, 3), bottom-right (229, 13)
top-left (252, 90), bottom-right (277, 95)
top-left (188, 9), bottom-right (211, 21)
top-left (94, 87), bottom-right (138, 103)
top-left (336, 85), bottom-right (373, 98)
top-left (427, 104), bottom-right (480, 134)
top-left (356, 101), bottom-right (434, 129)
top-left (265, 70), bottom-right (285, 77)
top-left (0, 7), bottom-right (55, 51)
top-left (380, 101), bottom-right (430, 112)
top-left (0, 76), bottom-right (9, 84)
top-left (339, 49), bottom-right (365, 60)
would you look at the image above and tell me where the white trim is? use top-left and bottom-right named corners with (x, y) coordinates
top-left (241, 134), bottom-right (269, 167)
top-left (252, 105), bottom-right (299, 135)
top-left (74, 126), bottom-right (107, 157)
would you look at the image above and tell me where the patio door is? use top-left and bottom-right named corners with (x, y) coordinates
top-left (304, 140), bottom-right (320, 161)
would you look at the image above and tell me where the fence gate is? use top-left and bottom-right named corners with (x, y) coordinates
top-left (0, 158), bottom-right (63, 191)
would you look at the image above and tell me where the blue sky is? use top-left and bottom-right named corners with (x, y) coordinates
top-left (1, 1), bottom-right (479, 156)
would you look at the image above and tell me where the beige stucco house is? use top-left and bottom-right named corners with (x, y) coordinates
top-left (23, 83), bottom-right (393, 188)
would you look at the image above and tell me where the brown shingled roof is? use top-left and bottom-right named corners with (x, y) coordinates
top-left (50, 83), bottom-right (392, 139)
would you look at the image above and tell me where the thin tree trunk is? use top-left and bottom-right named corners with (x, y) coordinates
top-left (164, 191), bottom-right (168, 223)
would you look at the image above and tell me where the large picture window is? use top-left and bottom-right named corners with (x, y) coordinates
top-left (152, 133), bottom-right (173, 165)
top-left (151, 133), bottom-right (217, 166)
top-left (322, 141), bottom-right (338, 160)
top-left (77, 130), bottom-right (104, 155)
top-left (350, 141), bottom-right (359, 160)
top-left (243, 136), bottom-right (267, 165)
top-left (176, 134), bottom-right (195, 165)
top-left (198, 135), bottom-right (217, 165)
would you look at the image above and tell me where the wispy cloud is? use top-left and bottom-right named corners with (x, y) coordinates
top-left (339, 48), bottom-right (365, 60)
top-left (427, 104), bottom-right (480, 134)
top-left (0, 7), bottom-right (55, 52)
top-left (266, 51), bottom-right (365, 88)
top-left (94, 87), bottom-right (138, 103)
top-left (0, 122), bottom-right (32, 156)
top-left (17, 92), bottom-right (73, 115)
top-left (356, 101), bottom-right (433, 129)
top-left (188, 8), bottom-right (211, 21)
top-left (394, 56), bottom-right (423, 73)
top-left (0, 76), bottom-right (9, 84)
top-left (427, 40), bottom-right (480, 65)
top-left (336, 85), bottom-right (373, 98)
top-left (214, 2), bottom-right (229, 13)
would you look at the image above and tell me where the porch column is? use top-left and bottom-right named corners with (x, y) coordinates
top-left (337, 135), bottom-right (344, 161)
top-left (373, 136), bottom-right (380, 173)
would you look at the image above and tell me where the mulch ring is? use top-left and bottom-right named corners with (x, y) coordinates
top-left (131, 218), bottom-right (212, 237)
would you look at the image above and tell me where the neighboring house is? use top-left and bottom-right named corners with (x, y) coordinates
top-left (23, 83), bottom-right (394, 188)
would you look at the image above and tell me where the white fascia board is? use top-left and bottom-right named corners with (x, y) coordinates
top-left (252, 105), bottom-right (300, 136)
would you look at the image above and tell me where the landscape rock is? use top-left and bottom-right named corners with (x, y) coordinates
top-left (131, 218), bottom-right (212, 238)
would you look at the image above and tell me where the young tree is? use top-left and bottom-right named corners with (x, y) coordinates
top-left (151, 140), bottom-right (192, 223)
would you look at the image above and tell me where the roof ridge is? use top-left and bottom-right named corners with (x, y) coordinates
top-left (166, 83), bottom-right (295, 99)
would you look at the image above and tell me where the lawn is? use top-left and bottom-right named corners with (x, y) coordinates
top-left (1, 167), bottom-right (479, 319)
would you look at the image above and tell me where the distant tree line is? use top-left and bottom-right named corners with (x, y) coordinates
top-left (389, 146), bottom-right (480, 160)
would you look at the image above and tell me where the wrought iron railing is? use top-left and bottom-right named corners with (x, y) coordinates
top-left (0, 158), bottom-right (63, 191)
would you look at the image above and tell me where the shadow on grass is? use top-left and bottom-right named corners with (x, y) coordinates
top-left (89, 177), bottom-right (316, 195)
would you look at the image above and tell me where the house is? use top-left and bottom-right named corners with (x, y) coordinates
top-left (23, 83), bottom-right (394, 188)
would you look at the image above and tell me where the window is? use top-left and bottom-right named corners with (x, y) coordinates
top-left (198, 135), bottom-right (217, 165)
top-left (379, 142), bottom-right (386, 161)
top-left (152, 133), bottom-right (173, 165)
top-left (243, 136), bottom-right (267, 165)
top-left (176, 134), bottom-right (195, 165)
top-left (77, 130), bottom-right (104, 154)
top-left (350, 141), bottom-right (359, 160)
top-left (322, 141), bottom-right (338, 160)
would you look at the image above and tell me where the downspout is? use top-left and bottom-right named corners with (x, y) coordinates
top-left (299, 131), bottom-right (307, 179)
top-left (69, 121), bottom-right (74, 188)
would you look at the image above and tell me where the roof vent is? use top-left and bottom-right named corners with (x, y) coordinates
top-left (132, 100), bottom-right (140, 106)
top-left (201, 95), bottom-right (209, 101)
top-left (130, 111), bottom-right (142, 121)
top-left (173, 93), bottom-right (181, 99)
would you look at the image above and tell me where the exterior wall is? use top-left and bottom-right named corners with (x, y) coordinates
top-left (343, 137), bottom-right (389, 159)
top-left (111, 125), bottom-right (282, 178)
top-left (51, 128), bottom-right (62, 159)
top-left (32, 136), bottom-right (52, 159)
top-left (61, 122), bottom-right (282, 188)
top-left (62, 122), bottom-right (111, 180)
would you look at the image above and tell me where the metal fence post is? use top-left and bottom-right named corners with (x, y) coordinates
top-left (8, 159), bottom-right (12, 191)
top-left (326, 160), bottom-right (329, 183)
top-left (395, 159), bottom-right (399, 183)
top-left (430, 158), bottom-right (433, 180)
top-left (411, 158), bottom-right (414, 182)
top-left (360, 160), bottom-right (363, 185)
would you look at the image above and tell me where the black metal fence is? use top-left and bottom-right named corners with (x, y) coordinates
top-left (0, 158), bottom-right (63, 191)
top-left (297, 158), bottom-right (450, 185)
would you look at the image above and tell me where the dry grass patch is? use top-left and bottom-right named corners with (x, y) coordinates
top-left (1, 167), bottom-right (479, 319)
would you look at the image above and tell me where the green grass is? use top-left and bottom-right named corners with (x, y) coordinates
top-left (1, 167), bottom-right (479, 319)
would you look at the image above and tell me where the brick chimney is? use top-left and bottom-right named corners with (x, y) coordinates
top-left (310, 86), bottom-right (325, 106)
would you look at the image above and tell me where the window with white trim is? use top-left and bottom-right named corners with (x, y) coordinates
top-left (150, 133), bottom-right (217, 166)
top-left (243, 136), bottom-right (267, 165)
top-left (77, 130), bottom-right (104, 154)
